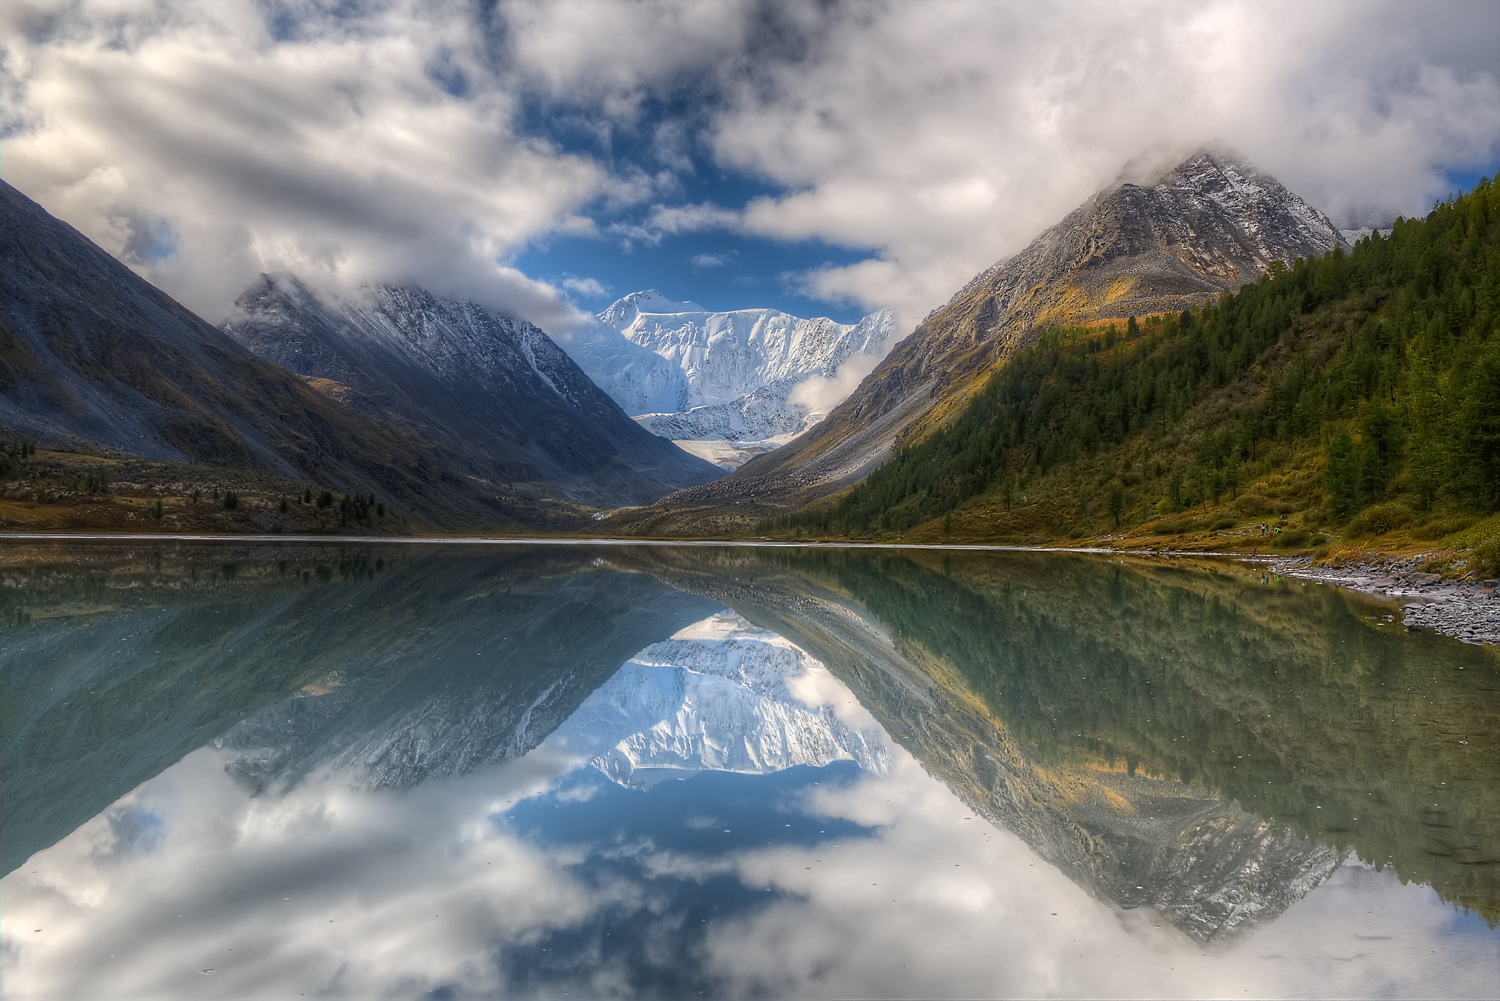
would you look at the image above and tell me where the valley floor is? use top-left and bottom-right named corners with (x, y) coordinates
top-left (0, 450), bottom-right (408, 536)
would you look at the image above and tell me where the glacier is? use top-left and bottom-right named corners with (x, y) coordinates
top-left (558, 290), bottom-right (896, 469)
top-left (543, 611), bottom-right (891, 788)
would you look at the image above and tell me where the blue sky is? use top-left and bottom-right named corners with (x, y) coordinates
top-left (514, 220), bottom-right (875, 323)
top-left (511, 161), bottom-right (876, 321)
top-left (505, 74), bottom-right (879, 321)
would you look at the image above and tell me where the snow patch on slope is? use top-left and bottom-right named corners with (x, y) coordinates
top-left (543, 612), bottom-right (890, 788)
top-left (555, 318), bottom-right (691, 417)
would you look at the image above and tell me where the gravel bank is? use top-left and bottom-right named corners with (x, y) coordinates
top-left (1248, 554), bottom-right (1499, 646)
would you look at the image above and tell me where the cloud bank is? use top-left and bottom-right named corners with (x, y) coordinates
top-left (2, 0), bottom-right (1495, 337)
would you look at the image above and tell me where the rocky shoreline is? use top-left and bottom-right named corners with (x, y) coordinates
top-left (1248, 554), bottom-right (1499, 646)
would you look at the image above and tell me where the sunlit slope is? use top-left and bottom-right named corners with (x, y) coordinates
top-left (634, 144), bottom-right (1345, 532)
top-left (783, 178), bottom-right (1499, 548)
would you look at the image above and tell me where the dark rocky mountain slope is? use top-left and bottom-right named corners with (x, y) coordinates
top-left (631, 144), bottom-right (1345, 530)
top-left (225, 277), bottom-right (720, 506)
top-left (0, 180), bottom-right (572, 528)
top-left (0, 179), bottom-right (443, 505)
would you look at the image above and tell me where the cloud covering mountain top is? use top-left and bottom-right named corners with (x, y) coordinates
top-left (2, 0), bottom-right (1495, 337)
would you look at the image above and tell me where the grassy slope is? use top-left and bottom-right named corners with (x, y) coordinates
top-left (770, 180), bottom-right (1500, 574)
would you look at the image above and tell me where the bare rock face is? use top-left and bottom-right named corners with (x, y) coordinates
top-left (965, 142), bottom-right (1344, 340)
top-left (665, 144), bottom-right (1344, 514)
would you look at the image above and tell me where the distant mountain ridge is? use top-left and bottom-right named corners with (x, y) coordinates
top-left (602, 290), bottom-right (893, 416)
top-left (638, 144), bottom-right (1346, 524)
top-left (225, 277), bottom-right (720, 506)
top-left (562, 291), bottom-right (895, 469)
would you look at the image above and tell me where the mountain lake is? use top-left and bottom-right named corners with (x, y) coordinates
top-left (1, 539), bottom-right (1496, 999)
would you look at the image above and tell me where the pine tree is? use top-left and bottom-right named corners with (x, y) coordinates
top-left (1324, 425), bottom-right (1359, 520)
top-left (1106, 482), bottom-right (1126, 527)
top-left (1401, 353), bottom-right (1447, 510)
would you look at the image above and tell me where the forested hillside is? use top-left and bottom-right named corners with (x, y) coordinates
top-left (775, 179), bottom-right (1499, 565)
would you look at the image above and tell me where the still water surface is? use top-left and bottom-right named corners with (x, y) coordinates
top-left (1, 542), bottom-right (1496, 999)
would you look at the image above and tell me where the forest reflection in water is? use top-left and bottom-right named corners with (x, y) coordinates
top-left (0, 541), bottom-right (1495, 999)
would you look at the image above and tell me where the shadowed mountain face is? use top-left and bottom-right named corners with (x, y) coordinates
top-left (225, 278), bottom-right (720, 506)
top-left (0, 181), bottom-right (445, 509)
top-left (0, 544), bottom-right (719, 876)
top-left (648, 145), bottom-right (1345, 522)
top-left (619, 546), bottom-right (1499, 938)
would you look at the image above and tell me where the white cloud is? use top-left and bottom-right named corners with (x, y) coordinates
top-left (503, 0), bottom-right (750, 121)
top-left (707, 0), bottom-right (1500, 326)
top-left (604, 201), bottom-right (743, 250)
top-left (788, 348), bottom-right (884, 417)
top-left (709, 751), bottom-right (1500, 999)
top-left (647, 201), bottom-right (742, 236)
top-left (0, 1), bottom-right (611, 331)
top-left (0, 747), bottom-right (603, 1000)
top-left (561, 275), bottom-right (609, 298)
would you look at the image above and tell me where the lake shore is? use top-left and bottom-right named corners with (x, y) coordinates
top-left (1249, 552), bottom-right (1500, 646)
top-left (2, 530), bottom-right (1495, 646)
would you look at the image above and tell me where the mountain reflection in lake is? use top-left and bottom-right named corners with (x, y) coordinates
top-left (1, 542), bottom-right (1496, 999)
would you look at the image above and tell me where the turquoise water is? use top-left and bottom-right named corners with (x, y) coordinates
top-left (1, 542), bottom-right (1495, 999)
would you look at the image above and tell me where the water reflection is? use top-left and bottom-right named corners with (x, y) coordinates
top-left (0, 542), bottom-right (1495, 999)
top-left (650, 547), bottom-right (1500, 928)
top-left (542, 612), bottom-right (889, 787)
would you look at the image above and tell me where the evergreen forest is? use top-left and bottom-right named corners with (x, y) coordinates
top-left (774, 179), bottom-right (1500, 564)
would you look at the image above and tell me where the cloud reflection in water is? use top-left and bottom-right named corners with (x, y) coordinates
top-left (1, 611), bottom-right (1495, 1000)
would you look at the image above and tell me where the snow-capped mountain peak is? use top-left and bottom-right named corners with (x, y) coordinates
top-left (598, 289), bottom-right (706, 329)
top-left (542, 612), bottom-right (891, 788)
top-left (562, 291), bottom-right (898, 469)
